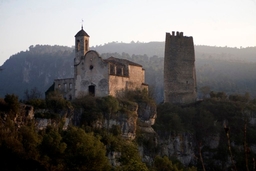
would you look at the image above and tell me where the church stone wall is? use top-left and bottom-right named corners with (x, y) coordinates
top-left (128, 65), bottom-right (145, 85)
top-left (54, 78), bottom-right (74, 100)
top-left (74, 50), bottom-right (109, 97)
top-left (164, 32), bottom-right (197, 104)
top-left (109, 65), bottom-right (147, 97)
top-left (109, 75), bottom-right (129, 97)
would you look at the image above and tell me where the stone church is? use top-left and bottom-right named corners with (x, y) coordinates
top-left (48, 27), bottom-right (148, 100)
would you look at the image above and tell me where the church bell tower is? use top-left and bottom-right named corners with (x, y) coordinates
top-left (74, 26), bottom-right (90, 62)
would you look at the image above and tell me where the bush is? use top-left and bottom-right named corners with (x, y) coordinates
top-left (45, 91), bottom-right (70, 112)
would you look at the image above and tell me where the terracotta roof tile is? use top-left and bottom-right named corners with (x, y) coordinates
top-left (104, 57), bottom-right (142, 67)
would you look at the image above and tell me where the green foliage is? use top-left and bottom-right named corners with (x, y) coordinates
top-left (63, 126), bottom-right (110, 171)
top-left (0, 119), bottom-right (44, 170)
top-left (154, 103), bottom-right (196, 135)
top-left (154, 97), bottom-right (256, 170)
top-left (98, 96), bottom-right (119, 114)
top-left (192, 109), bottom-right (218, 141)
top-left (1, 80), bottom-right (256, 171)
top-left (110, 125), bottom-right (121, 136)
top-left (117, 141), bottom-right (148, 171)
top-left (26, 98), bottom-right (46, 109)
top-left (0, 121), bottom-right (111, 170)
top-left (0, 98), bottom-right (8, 112)
top-left (118, 99), bottom-right (138, 117)
top-left (116, 159), bottom-right (149, 171)
top-left (152, 156), bottom-right (197, 171)
top-left (46, 91), bottom-right (71, 112)
top-left (4, 94), bottom-right (20, 117)
top-left (72, 95), bottom-right (104, 127)
top-left (18, 124), bottom-right (41, 159)
top-left (209, 91), bottom-right (228, 100)
top-left (34, 112), bottom-right (61, 119)
top-left (39, 126), bottom-right (66, 170)
top-left (72, 94), bottom-right (97, 109)
top-left (229, 92), bottom-right (250, 102)
top-left (73, 95), bottom-right (137, 128)
top-left (98, 129), bottom-right (122, 152)
top-left (155, 112), bottom-right (184, 134)
top-left (122, 88), bottom-right (153, 103)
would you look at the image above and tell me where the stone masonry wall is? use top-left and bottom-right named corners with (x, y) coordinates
top-left (164, 31), bottom-right (197, 104)
top-left (54, 78), bottom-right (74, 100)
top-left (74, 50), bottom-right (109, 97)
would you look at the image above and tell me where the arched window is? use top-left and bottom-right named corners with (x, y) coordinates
top-left (85, 39), bottom-right (88, 51)
top-left (116, 66), bottom-right (123, 76)
top-left (109, 64), bottom-right (115, 75)
top-left (64, 83), bottom-right (67, 92)
top-left (76, 40), bottom-right (80, 51)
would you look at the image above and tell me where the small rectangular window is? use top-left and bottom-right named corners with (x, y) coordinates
top-left (69, 83), bottom-right (72, 89)
top-left (64, 83), bottom-right (67, 92)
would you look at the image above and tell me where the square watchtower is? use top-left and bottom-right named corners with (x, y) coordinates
top-left (164, 31), bottom-right (197, 104)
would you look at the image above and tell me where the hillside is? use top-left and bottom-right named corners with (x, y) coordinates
top-left (1, 89), bottom-right (256, 170)
top-left (0, 43), bottom-right (256, 103)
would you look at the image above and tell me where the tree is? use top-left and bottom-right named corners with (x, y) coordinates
top-left (117, 141), bottom-right (148, 171)
top-left (200, 86), bottom-right (211, 99)
top-left (24, 87), bottom-right (42, 101)
top-left (229, 92), bottom-right (250, 103)
top-left (18, 124), bottom-right (41, 160)
top-left (4, 94), bottom-right (20, 116)
top-left (63, 127), bottom-right (110, 171)
top-left (40, 126), bottom-right (66, 170)
top-left (45, 91), bottom-right (70, 112)
top-left (100, 96), bottom-right (119, 114)
top-left (153, 156), bottom-right (182, 171)
top-left (210, 91), bottom-right (227, 100)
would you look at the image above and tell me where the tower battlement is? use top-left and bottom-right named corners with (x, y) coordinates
top-left (170, 31), bottom-right (184, 37)
top-left (164, 31), bottom-right (197, 104)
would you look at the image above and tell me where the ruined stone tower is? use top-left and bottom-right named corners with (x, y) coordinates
top-left (164, 31), bottom-right (197, 104)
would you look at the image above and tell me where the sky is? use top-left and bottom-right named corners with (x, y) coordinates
top-left (0, 0), bottom-right (256, 65)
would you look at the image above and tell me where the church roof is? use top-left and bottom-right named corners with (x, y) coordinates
top-left (104, 57), bottom-right (142, 67)
top-left (75, 27), bottom-right (90, 37)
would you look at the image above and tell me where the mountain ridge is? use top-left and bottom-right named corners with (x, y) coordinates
top-left (1, 43), bottom-right (256, 102)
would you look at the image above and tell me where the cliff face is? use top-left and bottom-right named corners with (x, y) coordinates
top-left (0, 45), bottom-right (74, 99)
top-left (158, 133), bottom-right (195, 166)
top-left (103, 101), bottom-right (138, 140)
top-left (4, 96), bottom-right (256, 170)
top-left (71, 99), bottom-right (157, 140)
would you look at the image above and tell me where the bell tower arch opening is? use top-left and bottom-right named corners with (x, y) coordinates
top-left (76, 40), bottom-right (80, 51)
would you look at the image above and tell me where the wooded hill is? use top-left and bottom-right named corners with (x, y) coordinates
top-left (0, 43), bottom-right (255, 103)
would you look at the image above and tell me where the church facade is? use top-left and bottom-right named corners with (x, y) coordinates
top-left (51, 27), bottom-right (148, 100)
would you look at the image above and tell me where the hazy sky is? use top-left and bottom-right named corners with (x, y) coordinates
top-left (0, 0), bottom-right (256, 65)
